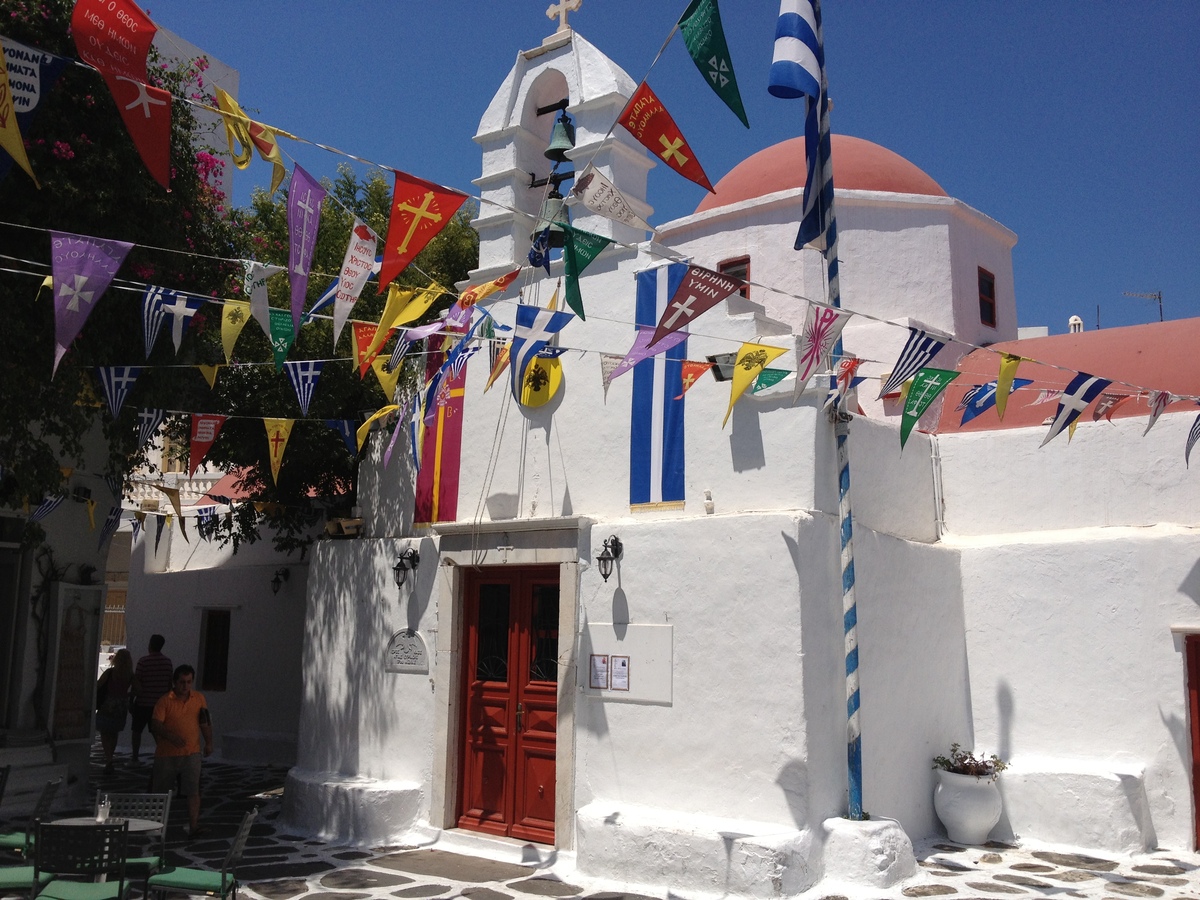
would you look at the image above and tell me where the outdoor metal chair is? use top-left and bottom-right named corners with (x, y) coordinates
top-left (31, 820), bottom-right (129, 900)
top-left (91, 791), bottom-right (172, 893)
top-left (0, 780), bottom-right (61, 859)
top-left (0, 765), bottom-right (10, 812)
top-left (0, 840), bottom-right (54, 899)
top-left (146, 808), bottom-right (257, 900)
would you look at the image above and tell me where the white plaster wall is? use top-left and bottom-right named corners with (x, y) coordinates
top-left (844, 415), bottom-right (939, 544)
top-left (937, 411), bottom-right (1200, 535)
top-left (948, 527), bottom-right (1200, 851)
top-left (947, 205), bottom-right (1019, 345)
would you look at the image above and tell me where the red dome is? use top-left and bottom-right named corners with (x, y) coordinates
top-left (694, 135), bottom-right (947, 214)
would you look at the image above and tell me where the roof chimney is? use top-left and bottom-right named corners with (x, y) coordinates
top-left (1068, 315), bottom-right (1084, 334)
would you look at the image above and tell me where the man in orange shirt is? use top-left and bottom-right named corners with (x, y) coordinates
top-left (150, 665), bottom-right (213, 837)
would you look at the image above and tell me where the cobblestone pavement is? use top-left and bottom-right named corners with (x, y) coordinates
top-left (4, 749), bottom-right (1200, 900)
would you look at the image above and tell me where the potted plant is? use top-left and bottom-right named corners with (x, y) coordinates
top-left (932, 743), bottom-right (1008, 844)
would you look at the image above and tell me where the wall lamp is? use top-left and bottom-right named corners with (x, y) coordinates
top-left (596, 535), bottom-right (623, 583)
top-left (393, 547), bottom-right (420, 587)
top-left (271, 568), bottom-right (289, 595)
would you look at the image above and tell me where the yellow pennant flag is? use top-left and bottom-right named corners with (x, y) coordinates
top-left (371, 355), bottom-right (402, 401)
top-left (222, 300), bottom-right (251, 362)
top-left (356, 404), bottom-right (400, 452)
top-left (214, 88), bottom-right (289, 194)
top-left (197, 365), bottom-right (222, 389)
top-left (995, 353), bottom-right (1023, 421)
top-left (264, 418), bottom-right (294, 485)
top-left (85, 498), bottom-right (97, 530)
top-left (155, 485), bottom-right (183, 519)
top-left (723, 342), bottom-right (788, 428)
top-left (365, 282), bottom-right (446, 361)
top-left (484, 342), bottom-right (511, 392)
top-left (0, 54), bottom-right (38, 188)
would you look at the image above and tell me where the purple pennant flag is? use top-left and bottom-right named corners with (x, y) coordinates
top-left (383, 411), bottom-right (404, 469)
top-left (287, 165), bottom-right (327, 332)
top-left (609, 326), bottom-right (689, 382)
top-left (97, 366), bottom-right (143, 417)
top-left (136, 408), bottom-right (166, 451)
top-left (51, 231), bottom-right (134, 374)
top-left (97, 506), bottom-right (123, 551)
top-left (284, 360), bottom-right (325, 417)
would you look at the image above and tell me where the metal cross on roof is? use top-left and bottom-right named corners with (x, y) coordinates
top-left (546, 0), bottom-right (582, 33)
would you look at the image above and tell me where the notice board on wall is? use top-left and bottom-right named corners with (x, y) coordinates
top-left (579, 622), bottom-right (672, 705)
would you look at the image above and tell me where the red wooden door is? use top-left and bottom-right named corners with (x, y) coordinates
top-left (1187, 635), bottom-right (1200, 849)
top-left (458, 567), bottom-right (559, 844)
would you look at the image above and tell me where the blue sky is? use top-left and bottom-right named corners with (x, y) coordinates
top-left (145, 2), bottom-right (1199, 335)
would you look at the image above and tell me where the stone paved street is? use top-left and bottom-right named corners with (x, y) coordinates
top-left (4, 749), bottom-right (1200, 900)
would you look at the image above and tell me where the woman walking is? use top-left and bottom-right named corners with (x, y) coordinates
top-left (95, 649), bottom-right (138, 778)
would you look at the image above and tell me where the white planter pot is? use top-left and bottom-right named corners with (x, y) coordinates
top-left (933, 769), bottom-right (1002, 844)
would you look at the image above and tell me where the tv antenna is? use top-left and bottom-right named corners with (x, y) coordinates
top-left (1123, 290), bottom-right (1163, 322)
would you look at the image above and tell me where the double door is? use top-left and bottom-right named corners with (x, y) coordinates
top-left (457, 566), bottom-right (559, 844)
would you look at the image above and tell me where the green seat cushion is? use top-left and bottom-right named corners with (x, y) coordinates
top-left (147, 867), bottom-right (230, 895)
top-left (0, 833), bottom-right (28, 850)
top-left (122, 855), bottom-right (162, 872)
top-left (34, 881), bottom-right (127, 900)
top-left (0, 865), bottom-right (52, 890)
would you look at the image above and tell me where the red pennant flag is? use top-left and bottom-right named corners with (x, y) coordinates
top-left (650, 265), bottom-right (743, 348)
top-left (188, 414), bottom-right (226, 477)
top-left (378, 171), bottom-right (467, 288)
top-left (352, 321), bottom-right (395, 379)
top-left (675, 361), bottom-right (714, 399)
top-left (101, 71), bottom-right (172, 189)
top-left (619, 82), bottom-right (713, 192)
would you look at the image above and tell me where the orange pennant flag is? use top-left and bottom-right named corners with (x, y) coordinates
top-left (484, 342), bottom-right (511, 392)
top-left (618, 81), bottom-right (713, 192)
top-left (674, 361), bottom-right (714, 399)
top-left (378, 171), bottom-right (467, 288)
top-left (353, 321), bottom-right (394, 379)
top-left (453, 268), bottom-right (521, 317)
top-left (264, 418), bottom-right (294, 485)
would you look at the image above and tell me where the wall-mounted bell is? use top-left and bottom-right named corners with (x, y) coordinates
top-left (544, 111), bottom-right (576, 163)
top-left (531, 189), bottom-right (570, 248)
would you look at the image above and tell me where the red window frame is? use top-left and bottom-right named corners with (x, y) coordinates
top-left (719, 256), bottom-right (751, 300)
top-left (978, 267), bottom-right (997, 328)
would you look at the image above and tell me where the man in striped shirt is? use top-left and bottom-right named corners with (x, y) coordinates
top-left (130, 634), bottom-right (173, 764)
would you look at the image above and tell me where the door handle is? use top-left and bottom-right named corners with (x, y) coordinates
top-left (516, 702), bottom-right (524, 733)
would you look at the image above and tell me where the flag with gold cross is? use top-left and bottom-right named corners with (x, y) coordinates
top-left (378, 170), bottom-right (466, 288)
top-left (618, 81), bottom-right (713, 192)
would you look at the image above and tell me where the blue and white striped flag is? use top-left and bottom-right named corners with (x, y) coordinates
top-left (387, 337), bottom-right (415, 373)
top-left (325, 419), bottom-right (358, 456)
top-left (284, 360), bottom-right (325, 417)
top-left (1187, 413), bottom-right (1200, 467)
top-left (631, 264), bottom-right (687, 507)
top-left (447, 345), bottom-right (480, 381)
top-left (408, 393), bottom-right (423, 473)
top-left (97, 366), bottom-right (143, 417)
top-left (136, 408), bottom-right (165, 451)
top-left (879, 328), bottom-right (948, 399)
top-left (509, 305), bottom-right (575, 402)
top-left (29, 494), bottom-right (65, 523)
top-left (97, 505), bottom-right (123, 551)
top-left (1040, 372), bottom-right (1112, 447)
top-left (768, 0), bottom-right (832, 250)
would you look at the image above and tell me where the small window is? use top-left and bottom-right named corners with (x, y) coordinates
top-left (978, 268), bottom-right (997, 328)
top-left (160, 434), bottom-right (185, 474)
top-left (719, 256), bottom-right (750, 300)
top-left (199, 609), bottom-right (231, 691)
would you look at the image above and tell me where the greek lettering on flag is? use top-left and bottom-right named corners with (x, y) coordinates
top-left (631, 264), bottom-right (688, 507)
top-left (1040, 373), bottom-right (1111, 447)
top-left (51, 231), bottom-right (133, 373)
top-left (242, 260), bottom-right (285, 334)
top-left (97, 366), bottom-right (143, 417)
top-left (509, 305), bottom-right (575, 403)
top-left (332, 220), bottom-right (379, 347)
top-left (285, 360), bottom-right (325, 417)
top-left (879, 328), bottom-right (948, 399)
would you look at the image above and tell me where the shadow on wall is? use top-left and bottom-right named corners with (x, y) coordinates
top-left (1179, 557), bottom-right (1200, 606)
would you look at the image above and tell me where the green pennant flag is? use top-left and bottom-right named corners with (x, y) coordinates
top-left (268, 307), bottom-right (296, 371)
top-left (752, 368), bottom-right (789, 393)
top-left (562, 225), bottom-right (613, 320)
top-left (678, 0), bottom-right (748, 128)
top-left (900, 367), bottom-right (959, 449)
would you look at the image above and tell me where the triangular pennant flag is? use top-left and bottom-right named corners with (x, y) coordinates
top-left (51, 232), bottom-right (133, 373)
top-left (197, 365), bottom-right (222, 389)
top-left (618, 81), bottom-right (714, 192)
top-left (375, 282), bottom-right (445, 351)
top-left (610, 326), bottom-right (689, 382)
top-left (1032, 389), bottom-right (1061, 407)
top-left (958, 379), bottom-right (1033, 426)
top-left (268, 307), bottom-right (295, 370)
top-left (599, 352), bottom-right (623, 401)
top-left (188, 414), bottom-right (226, 477)
top-left (562, 225), bottom-right (613, 320)
top-left (214, 87), bottom-right (287, 194)
top-left (528, 228), bottom-right (551, 275)
top-left (383, 410), bottom-right (405, 469)
top-left (100, 71), bottom-right (172, 189)
top-left (995, 353), bottom-right (1023, 421)
top-left (132, 511), bottom-right (145, 541)
top-left (325, 419), bottom-right (358, 455)
top-left (243, 261), bottom-right (285, 334)
top-left (97, 505), bottom-right (122, 550)
top-left (0, 37), bottom-right (69, 184)
top-left (486, 341), bottom-right (512, 393)
top-left (136, 408), bottom-right (165, 450)
top-left (723, 343), bottom-right (788, 427)
top-left (332, 219), bottom-right (380, 347)
top-left (509, 305), bottom-right (575, 402)
top-left (378, 170), bottom-right (467, 288)
top-left (569, 165), bottom-right (654, 234)
top-left (287, 164), bottom-right (327, 332)
top-left (1040, 373), bottom-right (1112, 447)
top-left (154, 514), bottom-right (165, 554)
top-left (649, 264), bottom-right (743, 348)
top-left (408, 393), bottom-right (424, 473)
top-left (447, 268), bottom-right (521, 328)
top-left (752, 368), bottom-right (790, 393)
top-left (29, 494), bottom-right (65, 523)
top-left (284, 360), bottom-right (324, 416)
top-left (97, 366), bottom-right (142, 417)
top-left (675, 361), bottom-right (714, 399)
top-left (0, 43), bottom-right (39, 186)
top-left (221, 300), bottom-right (251, 362)
top-left (1187, 413), bottom-right (1200, 467)
top-left (900, 368), bottom-right (959, 449)
top-left (162, 290), bottom-right (204, 353)
top-left (155, 484), bottom-right (183, 519)
top-left (353, 322), bottom-right (388, 379)
top-left (879, 328), bottom-right (948, 399)
top-left (104, 474), bottom-right (123, 501)
top-left (264, 418), bottom-right (294, 485)
top-left (85, 498), bottom-right (97, 530)
top-left (371, 354), bottom-right (403, 401)
top-left (794, 302), bottom-right (851, 399)
top-left (356, 404), bottom-right (400, 452)
top-left (678, 0), bottom-right (748, 128)
top-left (1145, 390), bottom-right (1172, 436)
top-left (825, 356), bottom-right (864, 411)
top-left (1092, 393), bottom-right (1131, 423)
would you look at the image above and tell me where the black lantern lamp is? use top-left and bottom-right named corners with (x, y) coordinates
top-left (596, 535), bottom-right (623, 583)
top-left (393, 547), bottom-right (420, 587)
top-left (270, 568), bottom-right (289, 595)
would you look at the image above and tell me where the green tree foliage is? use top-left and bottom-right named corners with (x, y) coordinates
top-left (0, 0), bottom-right (479, 554)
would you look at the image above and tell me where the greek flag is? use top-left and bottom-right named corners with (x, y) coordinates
top-left (136, 408), bottom-right (165, 451)
top-left (284, 360), bottom-right (324, 417)
top-left (879, 329), bottom-right (947, 399)
top-left (509, 305), bottom-right (575, 402)
top-left (768, 0), bottom-right (832, 250)
top-left (97, 366), bottom-right (143, 417)
top-left (1188, 413), bottom-right (1200, 467)
top-left (1040, 373), bottom-right (1112, 447)
top-left (29, 495), bottom-right (65, 523)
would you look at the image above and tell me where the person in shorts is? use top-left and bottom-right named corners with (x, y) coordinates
top-left (131, 634), bottom-right (173, 764)
top-left (150, 665), bottom-right (213, 837)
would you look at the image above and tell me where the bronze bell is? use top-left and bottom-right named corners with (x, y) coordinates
top-left (544, 111), bottom-right (576, 163)
top-left (531, 189), bottom-right (569, 248)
